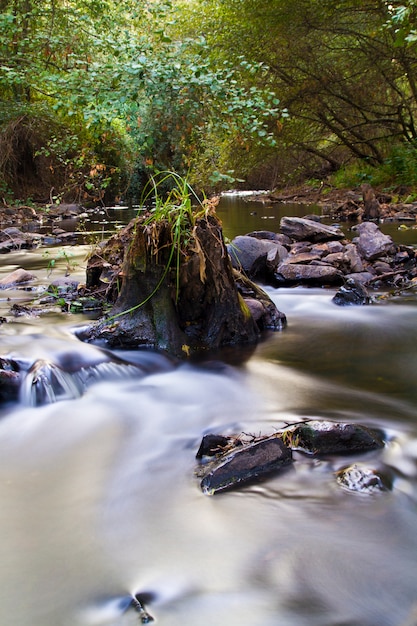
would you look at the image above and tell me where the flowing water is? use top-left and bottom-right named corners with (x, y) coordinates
top-left (0, 196), bottom-right (417, 626)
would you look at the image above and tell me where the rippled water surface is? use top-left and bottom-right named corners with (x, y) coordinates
top-left (0, 197), bottom-right (417, 626)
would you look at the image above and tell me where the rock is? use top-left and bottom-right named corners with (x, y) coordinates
top-left (200, 435), bottom-right (293, 495)
top-left (332, 278), bottom-right (371, 306)
top-left (0, 357), bottom-right (21, 402)
top-left (196, 434), bottom-right (235, 458)
top-left (354, 222), bottom-right (396, 261)
top-left (0, 268), bottom-right (35, 288)
top-left (373, 260), bottom-right (392, 275)
top-left (49, 203), bottom-right (84, 217)
top-left (284, 252), bottom-right (321, 264)
top-left (343, 243), bottom-right (364, 273)
top-left (228, 235), bottom-right (287, 277)
top-left (49, 278), bottom-right (80, 291)
top-left (275, 263), bottom-right (344, 285)
top-left (336, 464), bottom-right (389, 494)
top-left (344, 271), bottom-right (374, 284)
top-left (290, 421), bottom-right (384, 455)
top-left (234, 270), bottom-right (287, 331)
top-left (0, 228), bottom-right (41, 252)
top-left (361, 183), bottom-right (381, 220)
top-left (280, 216), bottom-right (344, 242)
top-left (247, 230), bottom-right (291, 246)
top-left (323, 251), bottom-right (346, 269)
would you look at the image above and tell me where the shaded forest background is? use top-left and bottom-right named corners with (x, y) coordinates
top-left (1, 0), bottom-right (417, 204)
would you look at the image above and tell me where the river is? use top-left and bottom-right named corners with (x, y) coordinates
top-left (0, 195), bottom-right (416, 626)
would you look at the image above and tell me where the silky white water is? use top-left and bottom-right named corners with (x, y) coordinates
top-left (0, 201), bottom-right (417, 626)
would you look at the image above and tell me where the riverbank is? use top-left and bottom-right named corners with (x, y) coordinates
top-left (3, 183), bottom-right (417, 231)
top-left (259, 183), bottom-right (417, 223)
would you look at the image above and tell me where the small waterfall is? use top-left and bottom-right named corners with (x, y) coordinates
top-left (20, 359), bottom-right (83, 406)
top-left (19, 358), bottom-right (145, 407)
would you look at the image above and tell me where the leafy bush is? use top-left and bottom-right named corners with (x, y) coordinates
top-left (0, 102), bottom-right (133, 203)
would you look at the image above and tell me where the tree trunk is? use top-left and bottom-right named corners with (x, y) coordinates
top-left (82, 213), bottom-right (265, 358)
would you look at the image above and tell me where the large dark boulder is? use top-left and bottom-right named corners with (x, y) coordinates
top-left (200, 435), bottom-right (293, 495)
top-left (290, 421), bottom-right (384, 455)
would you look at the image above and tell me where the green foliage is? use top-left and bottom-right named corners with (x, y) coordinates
top-left (4, 0), bottom-right (417, 196)
top-left (332, 141), bottom-right (417, 190)
top-left (382, 141), bottom-right (417, 186)
top-left (0, 101), bottom-right (133, 201)
top-left (0, 0), bottom-right (284, 198)
top-left (192, 0), bottom-right (417, 185)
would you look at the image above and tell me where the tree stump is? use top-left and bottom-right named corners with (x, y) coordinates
top-left (81, 211), bottom-right (281, 358)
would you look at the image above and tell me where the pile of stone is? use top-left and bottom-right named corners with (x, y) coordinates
top-left (196, 421), bottom-right (389, 496)
top-left (228, 216), bottom-right (417, 303)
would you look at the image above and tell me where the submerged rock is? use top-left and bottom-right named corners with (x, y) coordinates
top-left (290, 421), bottom-right (384, 455)
top-left (336, 464), bottom-right (390, 494)
top-left (200, 435), bottom-right (293, 495)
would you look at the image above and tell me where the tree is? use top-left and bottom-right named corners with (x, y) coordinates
top-left (0, 0), bottom-right (284, 200)
top-left (192, 0), bottom-right (417, 185)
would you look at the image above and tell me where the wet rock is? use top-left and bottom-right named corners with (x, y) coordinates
top-left (354, 222), bottom-right (395, 261)
top-left (280, 216), bottom-right (344, 242)
top-left (200, 435), bottom-right (293, 495)
top-left (336, 464), bottom-right (390, 494)
top-left (233, 270), bottom-right (287, 331)
top-left (0, 268), bottom-right (35, 288)
top-left (196, 434), bottom-right (235, 459)
top-left (290, 421), bottom-right (384, 455)
top-left (84, 592), bottom-right (154, 624)
top-left (0, 357), bottom-right (21, 402)
top-left (0, 227), bottom-right (41, 252)
top-left (228, 235), bottom-right (287, 278)
top-left (332, 278), bottom-right (371, 306)
top-left (275, 263), bottom-right (344, 286)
